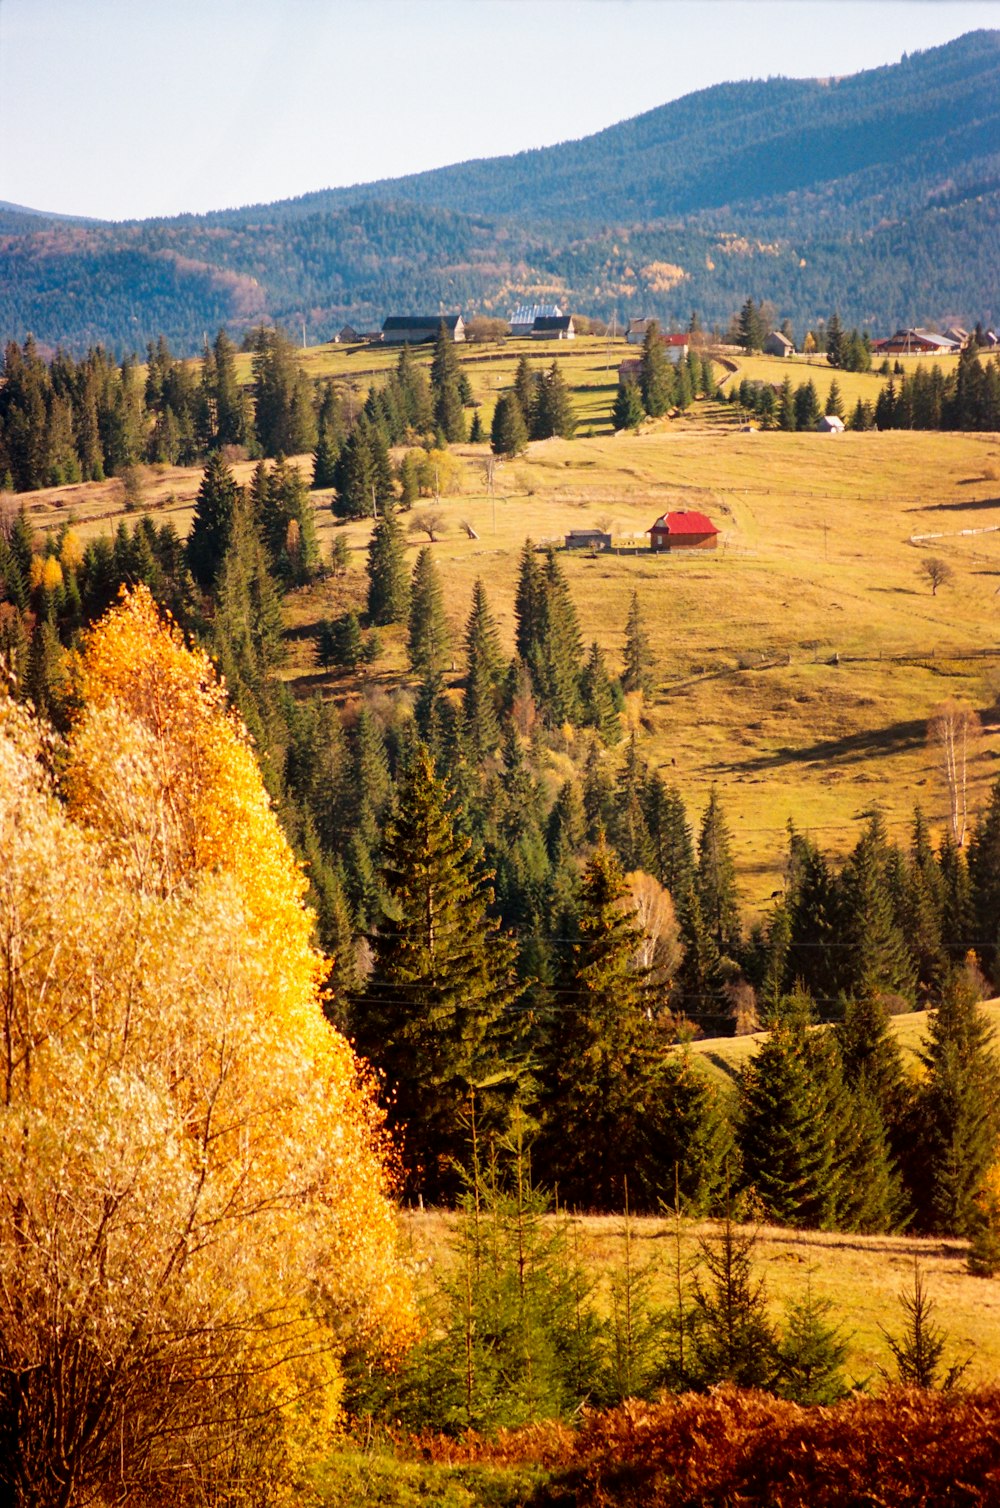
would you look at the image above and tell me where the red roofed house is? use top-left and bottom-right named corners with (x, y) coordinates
top-left (648, 510), bottom-right (719, 552)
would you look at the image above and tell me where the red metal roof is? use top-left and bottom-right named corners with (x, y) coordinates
top-left (648, 510), bottom-right (718, 536)
top-left (663, 333), bottom-right (690, 347)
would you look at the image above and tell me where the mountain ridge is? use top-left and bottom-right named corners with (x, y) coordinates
top-left (2, 30), bottom-right (997, 353)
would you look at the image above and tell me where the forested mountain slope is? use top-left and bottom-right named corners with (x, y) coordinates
top-left (2, 30), bottom-right (997, 353)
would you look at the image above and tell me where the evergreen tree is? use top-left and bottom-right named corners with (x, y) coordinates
top-left (408, 546), bottom-right (451, 686)
top-left (825, 377), bottom-right (845, 418)
top-left (580, 641), bottom-right (622, 746)
top-left (696, 788), bottom-right (741, 958)
top-left (533, 363), bottom-right (576, 440)
top-left (365, 504), bottom-right (410, 625)
top-left (738, 1006), bottom-right (849, 1228)
top-left (836, 812), bottom-right (915, 1002)
top-left (462, 578), bottom-right (504, 760)
top-left (468, 410), bottom-right (484, 444)
top-left (774, 1281), bottom-right (851, 1403)
top-left (969, 775), bottom-right (1000, 983)
top-left (354, 742), bottom-right (521, 1202)
top-left (513, 356), bottom-right (536, 427)
top-left (513, 539), bottom-right (543, 664)
top-left (690, 1200), bottom-right (777, 1388)
top-left (621, 589), bottom-right (653, 696)
top-left (531, 548), bottom-right (584, 725)
top-left (612, 381), bottom-right (644, 431)
top-left (794, 379), bottom-right (821, 430)
top-left (640, 321), bottom-right (673, 417)
top-left (913, 966), bottom-right (1000, 1235)
top-left (186, 453), bottom-right (240, 589)
top-left (490, 393), bottom-right (529, 458)
top-left (535, 844), bottom-right (659, 1211)
top-left (736, 297), bottom-right (766, 353)
top-left (777, 376), bottom-right (796, 431)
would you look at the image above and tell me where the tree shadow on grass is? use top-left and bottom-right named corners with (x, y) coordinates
top-left (906, 495), bottom-right (1000, 513)
top-left (722, 716), bottom-right (930, 774)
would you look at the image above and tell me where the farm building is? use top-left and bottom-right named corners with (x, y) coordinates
top-left (381, 314), bottom-right (466, 345)
top-left (532, 315), bottom-right (575, 340)
top-left (509, 303), bottom-right (563, 337)
top-left (763, 331), bottom-right (794, 357)
top-left (335, 324), bottom-right (362, 344)
top-left (871, 328), bottom-right (960, 356)
top-left (618, 358), bottom-right (642, 384)
top-left (565, 528), bottom-right (611, 551)
top-left (626, 320), bottom-right (690, 361)
top-left (817, 414), bottom-right (845, 433)
top-left (648, 510), bottom-right (719, 552)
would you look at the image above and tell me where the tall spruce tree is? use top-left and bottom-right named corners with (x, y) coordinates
top-left (366, 504), bottom-right (411, 625)
top-left (640, 321), bottom-right (673, 418)
top-left (353, 742), bottom-right (521, 1201)
top-left (581, 641), bottom-right (622, 747)
top-left (969, 775), bottom-right (1000, 984)
top-left (696, 788), bottom-right (741, 958)
top-left (408, 546), bottom-right (451, 686)
top-left (490, 393), bottom-right (529, 458)
top-left (621, 589), bottom-right (654, 696)
top-left (912, 966), bottom-right (1000, 1235)
top-left (462, 578), bottom-right (504, 759)
top-left (186, 453), bottom-right (240, 589)
top-left (738, 1004), bottom-right (852, 1228)
top-left (836, 813), bottom-right (915, 1003)
top-left (531, 548), bottom-right (584, 725)
top-left (535, 844), bottom-right (660, 1210)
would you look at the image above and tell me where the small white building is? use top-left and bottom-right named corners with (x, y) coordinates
top-left (817, 414), bottom-right (845, 433)
top-left (763, 331), bottom-right (794, 357)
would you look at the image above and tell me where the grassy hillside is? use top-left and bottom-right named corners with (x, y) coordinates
top-left (685, 1000), bottom-right (1000, 1093)
top-left (18, 341), bottom-right (1000, 905)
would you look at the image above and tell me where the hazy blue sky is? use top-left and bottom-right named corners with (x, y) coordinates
top-left (1, 0), bottom-right (997, 221)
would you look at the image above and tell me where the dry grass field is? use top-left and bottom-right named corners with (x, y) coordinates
top-left (399, 1205), bottom-right (1000, 1389)
top-left (14, 339), bottom-right (999, 908)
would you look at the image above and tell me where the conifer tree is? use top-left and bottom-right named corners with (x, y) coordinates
top-left (651, 1054), bottom-right (731, 1213)
top-left (612, 381), bottom-right (644, 431)
top-left (186, 452), bottom-right (240, 589)
top-left (533, 363), bottom-right (576, 440)
top-left (739, 1004), bottom-right (850, 1229)
top-left (514, 539), bottom-right (543, 664)
top-left (581, 641), bottom-right (622, 746)
top-left (621, 589), bottom-right (653, 696)
top-left (462, 578), bottom-right (504, 759)
top-left (407, 546), bottom-right (451, 686)
top-left (531, 548), bottom-right (584, 725)
top-left (774, 1281), bottom-right (850, 1404)
top-left (643, 776), bottom-right (694, 902)
top-left (969, 776), bottom-right (1000, 983)
top-left (366, 505), bottom-right (411, 625)
top-left (696, 788), bottom-right (741, 958)
top-left (913, 966), bottom-right (1000, 1235)
top-left (777, 376), bottom-right (796, 431)
top-left (837, 813), bottom-right (915, 1002)
top-left (536, 844), bottom-right (658, 1210)
top-left (640, 321), bottom-right (673, 417)
top-left (513, 356), bottom-right (536, 428)
top-left (613, 734), bottom-right (654, 872)
top-left (490, 392), bottom-right (529, 457)
top-left (354, 743), bottom-right (521, 1201)
top-left (690, 1199), bottom-right (777, 1388)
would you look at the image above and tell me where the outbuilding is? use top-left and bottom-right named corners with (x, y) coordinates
top-left (817, 414), bottom-right (845, 433)
top-left (565, 528), bottom-right (611, 551)
top-left (510, 302), bottom-right (563, 337)
top-left (763, 331), bottom-right (794, 357)
top-left (381, 314), bottom-right (466, 345)
top-left (532, 315), bottom-right (575, 340)
top-left (648, 510), bottom-right (719, 551)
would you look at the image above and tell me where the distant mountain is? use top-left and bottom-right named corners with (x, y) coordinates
top-left (2, 30), bottom-right (998, 354)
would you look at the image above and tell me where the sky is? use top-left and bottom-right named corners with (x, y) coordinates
top-left (0, 0), bottom-right (997, 222)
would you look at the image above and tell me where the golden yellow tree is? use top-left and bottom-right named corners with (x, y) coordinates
top-left (0, 588), bottom-right (412, 1507)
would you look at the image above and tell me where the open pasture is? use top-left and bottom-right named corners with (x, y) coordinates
top-left (15, 337), bottom-right (1000, 909)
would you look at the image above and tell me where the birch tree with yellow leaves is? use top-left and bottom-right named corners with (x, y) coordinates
top-left (0, 588), bottom-right (412, 1507)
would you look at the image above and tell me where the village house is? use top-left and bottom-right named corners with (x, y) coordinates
top-left (509, 302), bottom-right (563, 337)
top-left (532, 315), bottom-right (575, 340)
top-left (763, 331), bottom-right (795, 357)
top-left (564, 528), bottom-right (612, 551)
top-left (648, 510), bottom-right (719, 551)
top-left (381, 314), bottom-right (466, 345)
top-left (871, 328), bottom-right (961, 356)
top-left (625, 320), bottom-right (691, 361)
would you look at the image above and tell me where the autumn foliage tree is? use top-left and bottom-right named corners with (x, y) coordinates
top-left (0, 588), bottom-right (411, 1507)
